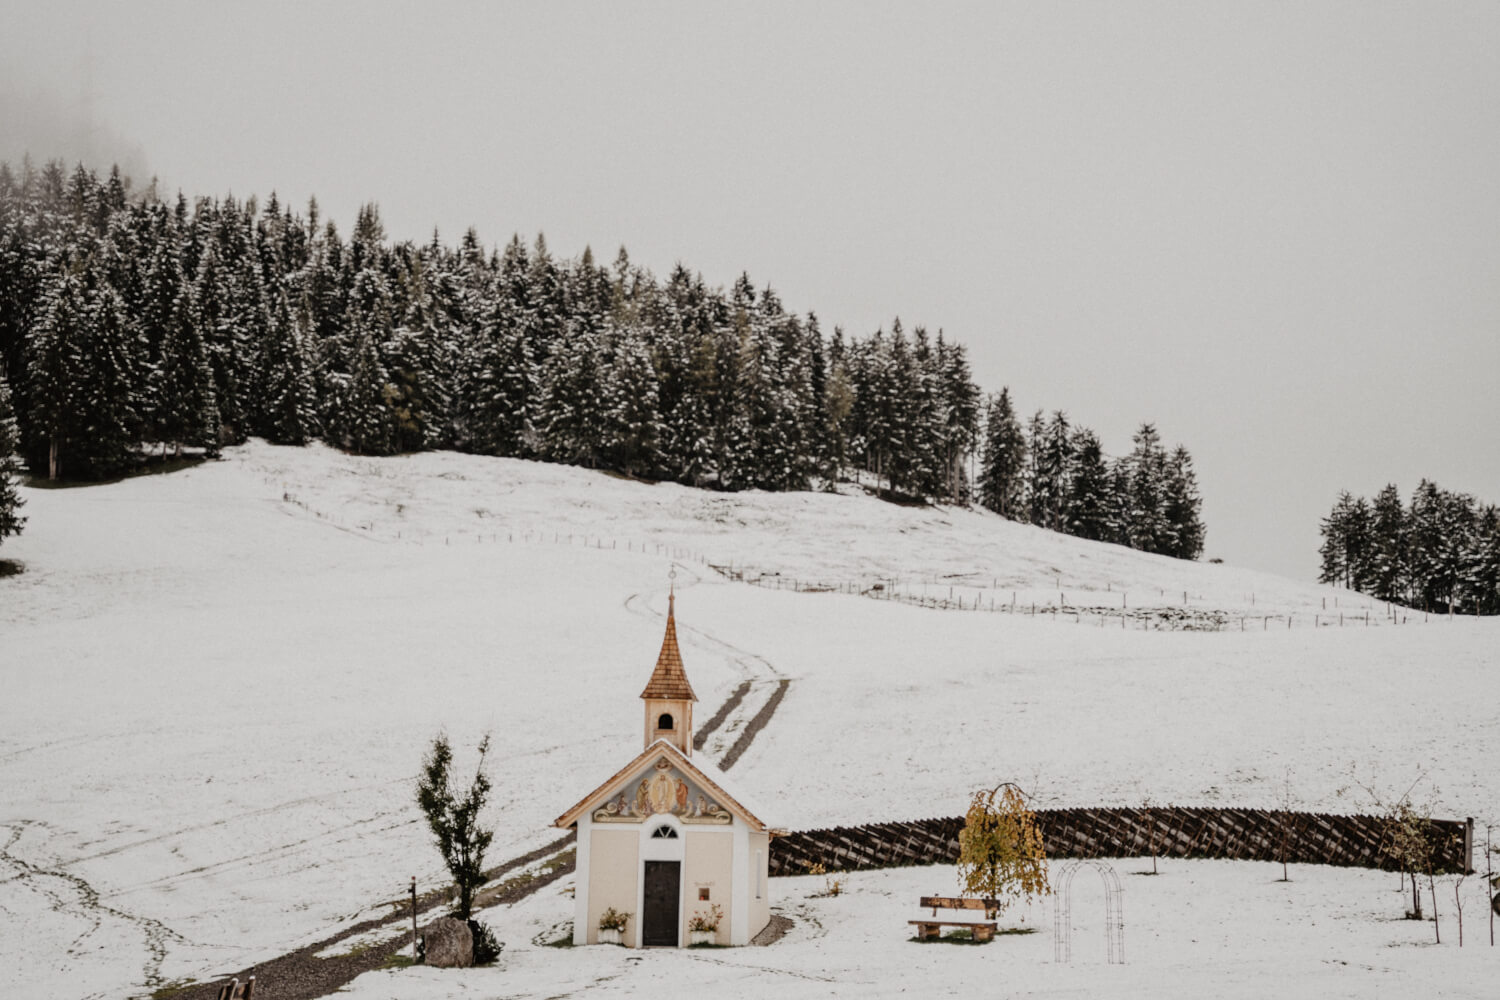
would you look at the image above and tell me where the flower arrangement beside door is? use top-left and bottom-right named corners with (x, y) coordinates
top-left (688, 903), bottom-right (723, 946)
top-left (598, 907), bottom-right (630, 945)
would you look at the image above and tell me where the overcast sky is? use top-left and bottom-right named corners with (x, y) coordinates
top-left (2, 1), bottom-right (1496, 580)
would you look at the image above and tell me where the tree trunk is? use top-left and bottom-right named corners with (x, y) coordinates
top-left (1411, 872), bottom-right (1423, 919)
top-left (49, 437), bottom-right (58, 480)
top-left (1430, 874), bottom-right (1440, 944)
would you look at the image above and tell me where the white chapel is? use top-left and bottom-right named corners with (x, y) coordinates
top-left (554, 590), bottom-right (773, 947)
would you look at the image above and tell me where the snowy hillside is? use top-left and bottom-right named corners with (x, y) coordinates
top-left (2, 442), bottom-right (1495, 1000)
top-left (243, 442), bottom-right (1374, 621)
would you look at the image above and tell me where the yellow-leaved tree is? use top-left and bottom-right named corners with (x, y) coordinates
top-left (956, 783), bottom-right (1051, 919)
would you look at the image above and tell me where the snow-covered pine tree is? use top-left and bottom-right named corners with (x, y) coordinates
top-left (600, 319), bottom-right (661, 478)
top-left (1104, 456), bottom-right (1133, 546)
top-left (1065, 427), bottom-right (1111, 541)
top-left (383, 265), bottom-right (451, 453)
top-left (526, 233), bottom-right (566, 363)
top-left (334, 328), bottom-right (396, 456)
top-left (937, 334), bottom-right (981, 503)
top-left (1459, 505), bottom-right (1500, 615)
top-left (1404, 480), bottom-right (1476, 612)
top-left (671, 309), bottom-right (724, 487)
top-left (1318, 492), bottom-right (1354, 587)
top-left (1037, 411), bottom-right (1074, 531)
top-left (1124, 422), bottom-right (1170, 555)
top-left (151, 278), bottom-right (221, 456)
top-left (820, 327), bottom-right (856, 486)
top-left (1163, 445), bottom-right (1205, 560)
top-left (26, 248), bottom-right (141, 478)
top-left (1366, 484), bottom-right (1408, 604)
top-left (977, 388), bottom-right (1027, 519)
top-left (257, 290), bottom-right (319, 445)
top-left (537, 318), bottom-right (605, 467)
top-left (454, 293), bottom-right (535, 457)
top-left (325, 269), bottom-right (399, 455)
top-left (192, 239), bottom-right (255, 445)
top-left (904, 326), bottom-right (944, 497)
top-left (0, 371), bottom-right (25, 545)
top-left (1023, 409), bottom-right (1048, 525)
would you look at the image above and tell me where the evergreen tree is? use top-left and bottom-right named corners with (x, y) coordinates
top-left (325, 269), bottom-right (399, 455)
top-left (454, 293), bottom-right (535, 457)
top-left (1023, 409), bottom-right (1047, 525)
top-left (151, 278), bottom-right (221, 455)
top-left (937, 335), bottom-right (981, 503)
top-left (0, 372), bottom-right (25, 545)
top-left (1123, 423), bottom-right (1172, 554)
top-left (1037, 411), bottom-right (1074, 531)
top-left (258, 291), bottom-right (319, 445)
top-left (331, 327), bottom-right (397, 455)
top-left (1319, 491), bottom-right (1354, 588)
top-left (977, 388), bottom-right (1027, 519)
top-left (1366, 484), bottom-right (1408, 603)
top-left (600, 320), bottom-right (661, 477)
top-left (1406, 481), bottom-right (1474, 613)
top-left (537, 319), bottom-right (605, 467)
top-left (820, 328), bottom-right (856, 485)
top-left (1162, 445), bottom-right (1205, 560)
top-left (1066, 427), bottom-right (1112, 541)
top-left (1460, 506), bottom-right (1500, 615)
top-left (25, 254), bottom-right (139, 478)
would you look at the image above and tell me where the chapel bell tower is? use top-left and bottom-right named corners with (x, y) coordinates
top-left (640, 587), bottom-right (697, 755)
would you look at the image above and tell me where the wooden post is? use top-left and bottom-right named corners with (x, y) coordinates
top-left (411, 876), bottom-right (418, 961)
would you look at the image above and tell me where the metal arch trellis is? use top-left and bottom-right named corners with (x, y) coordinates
top-left (1052, 859), bottom-right (1124, 965)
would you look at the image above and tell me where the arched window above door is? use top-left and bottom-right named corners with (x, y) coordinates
top-left (651, 823), bottom-right (679, 839)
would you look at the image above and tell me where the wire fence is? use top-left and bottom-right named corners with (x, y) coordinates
top-left (275, 484), bottom-right (1447, 633)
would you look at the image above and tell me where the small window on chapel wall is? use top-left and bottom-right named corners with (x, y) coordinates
top-left (651, 824), bottom-right (678, 839)
top-left (658, 713), bottom-right (674, 730)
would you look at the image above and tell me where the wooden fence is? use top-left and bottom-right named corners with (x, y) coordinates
top-left (769, 807), bottom-right (1473, 876)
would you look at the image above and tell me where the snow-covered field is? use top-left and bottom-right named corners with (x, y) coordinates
top-left (2, 442), bottom-right (1496, 999)
top-left (343, 863), bottom-right (1499, 1000)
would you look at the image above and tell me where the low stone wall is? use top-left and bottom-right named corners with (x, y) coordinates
top-left (770, 807), bottom-right (1472, 876)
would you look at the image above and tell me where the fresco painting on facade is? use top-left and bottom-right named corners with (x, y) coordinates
top-left (593, 758), bottom-right (734, 824)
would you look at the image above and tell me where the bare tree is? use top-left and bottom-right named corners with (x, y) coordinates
top-left (1452, 871), bottom-right (1467, 946)
top-left (1274, 768), bottom-right (1299, 883)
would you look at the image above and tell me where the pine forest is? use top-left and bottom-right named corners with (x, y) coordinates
top-left (0, 158), bottom-right (1205, 560)
top-left (1318, 481), bottom-right (1500, 616)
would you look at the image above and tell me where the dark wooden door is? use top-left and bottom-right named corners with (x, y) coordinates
top-left (642, 861), bottom-right (680, 946)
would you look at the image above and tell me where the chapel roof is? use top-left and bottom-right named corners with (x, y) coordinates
top-left (639, 591), bottom-right (697, 702)
top-left (553, 738), bottom-right (768, 831)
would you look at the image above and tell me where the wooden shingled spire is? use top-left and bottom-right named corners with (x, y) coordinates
top-left (640, 588), bottom-right (697, 702)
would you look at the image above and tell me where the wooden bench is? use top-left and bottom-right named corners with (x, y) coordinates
top-left (216, 976), bottom-right (255, 1000)
top-left (909, 896), bottom-right (999, 942)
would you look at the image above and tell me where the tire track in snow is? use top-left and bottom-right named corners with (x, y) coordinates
top-left (622, 562), bottom-right (790, 768)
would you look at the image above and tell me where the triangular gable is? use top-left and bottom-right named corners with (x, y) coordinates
top-left (555, 739), bottom-right (766, 832)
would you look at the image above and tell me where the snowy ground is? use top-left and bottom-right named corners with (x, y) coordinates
top-left (342, 862), bottom-right (1499, 1000)
top-left (2, 442), bottom-right (1496, 999)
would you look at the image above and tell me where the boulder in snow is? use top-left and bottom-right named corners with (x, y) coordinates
top-left (422, 917), bottom-right (474, 968)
